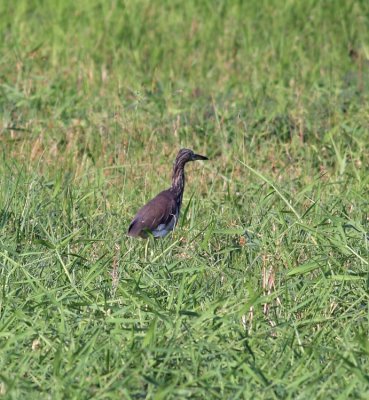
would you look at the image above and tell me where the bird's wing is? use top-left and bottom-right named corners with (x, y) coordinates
top-left (128, 190), bottom-right (177, 237)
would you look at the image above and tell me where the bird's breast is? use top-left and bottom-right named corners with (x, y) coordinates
top-left (151, 212), bottom-right (178, 238)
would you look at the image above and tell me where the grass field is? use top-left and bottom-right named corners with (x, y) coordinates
top-left (1, 0), bottom-right (369, 398)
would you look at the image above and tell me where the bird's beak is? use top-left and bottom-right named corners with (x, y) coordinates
top-left (192, 153), bottom-right (208, 161)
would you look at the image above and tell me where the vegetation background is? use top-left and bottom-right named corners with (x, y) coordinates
top-left (0, 0), bottom-right (368, 398)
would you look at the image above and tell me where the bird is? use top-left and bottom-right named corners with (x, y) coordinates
top-left (128, 148), bottom-right (208, 238)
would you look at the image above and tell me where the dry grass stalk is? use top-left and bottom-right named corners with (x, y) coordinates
top-left (111, 243), bottom-right (120, 294)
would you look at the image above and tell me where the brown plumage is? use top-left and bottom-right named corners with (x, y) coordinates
top-left (128, 148), bottom-right (208, 238)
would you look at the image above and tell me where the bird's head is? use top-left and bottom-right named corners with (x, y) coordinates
top-left (176, 148), bottom-right (209, 164)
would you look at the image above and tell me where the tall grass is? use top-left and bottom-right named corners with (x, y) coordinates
top-left (0, 0), bottom-right (368, 398)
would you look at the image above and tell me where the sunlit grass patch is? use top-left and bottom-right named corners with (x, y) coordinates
top-left (1, 0), bottom-right (369, 398)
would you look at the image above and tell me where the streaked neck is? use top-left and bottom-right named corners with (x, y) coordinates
top-left (171, 161), bottom-right (185, 203)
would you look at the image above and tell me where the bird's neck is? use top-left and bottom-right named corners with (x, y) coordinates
top-left (171, 162), bottom-right (185, 205)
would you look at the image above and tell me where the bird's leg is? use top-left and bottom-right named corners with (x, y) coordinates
top-left (144, 237), bottom-right (150, 262)
top-left (159, 239), bottom-right (173, 280)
